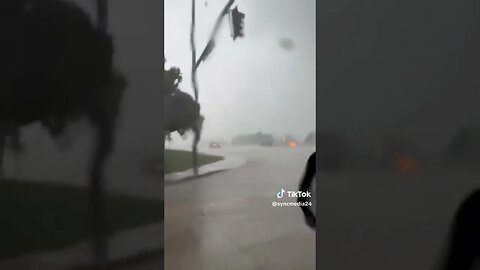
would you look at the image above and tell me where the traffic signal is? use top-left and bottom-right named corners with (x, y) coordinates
top-left (230, 6), bottom-right (245, 40)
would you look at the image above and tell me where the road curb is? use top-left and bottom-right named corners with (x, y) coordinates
top-left (163, 153), bottom-right (246, 184)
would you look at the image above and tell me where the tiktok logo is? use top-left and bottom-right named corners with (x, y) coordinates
top-left (275, 188), bottom-right (311, 199)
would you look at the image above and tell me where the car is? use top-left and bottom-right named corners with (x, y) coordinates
top-left (209, 142), bottom-right (221, 148)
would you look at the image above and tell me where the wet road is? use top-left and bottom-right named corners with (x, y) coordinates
top-left (165, 145), bottom-right (316, 270)
top-left (316, 168), bottom-right (480, 270)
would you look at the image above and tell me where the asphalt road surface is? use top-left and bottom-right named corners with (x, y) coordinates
top-left (315, 166), bottom-right (480, 270)
top-left (9, 137), bottom-right (476, 270)
top-left (165, 144), bottom-right (480, 270)
top-left (165, 145), bottom-right (316, 270)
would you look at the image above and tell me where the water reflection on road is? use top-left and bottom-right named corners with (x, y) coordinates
top-left (165, 145), bottom-right (316, 270)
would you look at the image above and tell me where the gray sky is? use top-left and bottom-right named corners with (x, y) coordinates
top-left (71, 0), bottom-right (165, 148)
top-left (165, 0), bottom-right (316, 142)
top-left (319, 0), bottom-right (480, 154)
top-left (57, 0), bottom-right (480, 155)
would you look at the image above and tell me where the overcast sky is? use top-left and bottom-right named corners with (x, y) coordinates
top-left (165, 0), bottom-right (316, 142)
top-left (64, 0), bottom-right (480, 154)
top-left (318, 0), bottom-right (480, 154)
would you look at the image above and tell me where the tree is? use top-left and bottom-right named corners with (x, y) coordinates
top-left (304, 132), bottom-right (315, 145)
top-left (164, 67), bottom-right (204, 139)
top-left (445, 126), bottom-right (480, 161)
top-left (0, 0), bottom-right (122, 266)
top-left (164, 67), bottom-right (183, 96)
top-left (317, 130), bottom-right (350, 172)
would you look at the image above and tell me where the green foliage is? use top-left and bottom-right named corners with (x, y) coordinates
top-left (164, 66), bottom-right (203, 137)
top-left (164, 67), bottom-right (183, 96)
top-left (164, 149), bottom-right (223, 173)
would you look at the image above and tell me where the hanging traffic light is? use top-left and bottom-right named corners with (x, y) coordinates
top-left (229, 6), bottom-right (245, 40)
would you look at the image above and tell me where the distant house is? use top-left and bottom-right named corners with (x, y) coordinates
top-left (232, 132), bottom-right (275, 146)
top-left (320, 126), bottom-right (380, 158)
top-left (316, 126), bottom-right (422, 169)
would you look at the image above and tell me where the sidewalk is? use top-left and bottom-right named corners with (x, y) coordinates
top-left (163, 153), bottom-right (246, 184)
top-left (0, 222), bottom-right (163, 270)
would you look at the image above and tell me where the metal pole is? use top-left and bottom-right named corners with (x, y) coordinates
top-left (190, 0), bottom-right (199, 175)
top-left (190, 0), bottom-right (236, 176)
top-left (96, 0), bottom-right (108, 31)
top-left (190, 0), bottom-right (199, 102)
top-left (194, 0), bottom-right (235, 71)
top-left (91, 0), bottom-right (109, 266)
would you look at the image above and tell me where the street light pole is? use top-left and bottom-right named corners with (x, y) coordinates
top-left (96, 0), bottom-right (108, 31)
top-left (194, 0), bottom-right (236, 71)
top-left (190, 0), bottom-right (238, 176)
top-left (190, 0), bottom-right (199, 102)
top-left (190, 0), bottom-right (200, 175)
top-left (92, 0), bottom-right (109, 266)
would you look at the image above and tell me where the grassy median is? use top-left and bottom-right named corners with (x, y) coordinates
top-left (0, 180), bottom-right (163, 259)
top-left (164, 149), bottom-right (223, 174)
